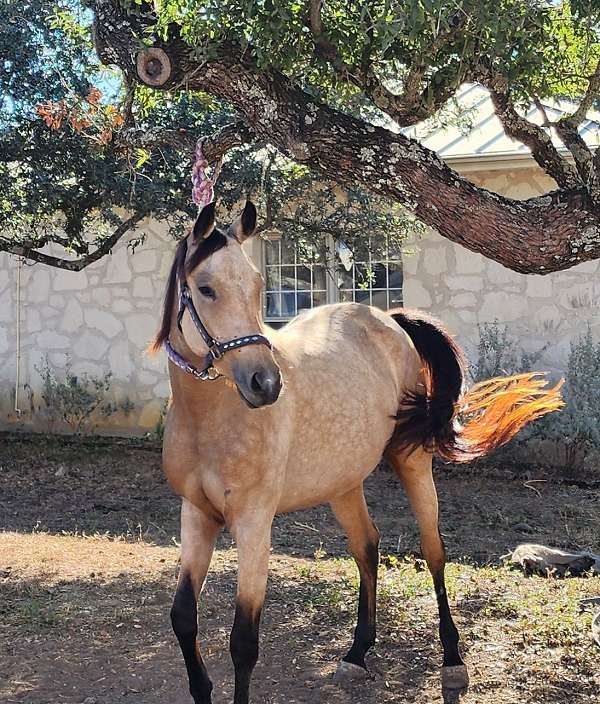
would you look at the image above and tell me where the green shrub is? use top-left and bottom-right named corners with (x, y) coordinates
top-left (147, 398), bottom-right (169, 443)
top-left (470, 323), bottom-right (600, 471)
top-left (470, 321), bottom-right (546, 383)
top-left (528, 328), bottom-right (600, 470)
top-left (35, 357), bottom-right (133, 434)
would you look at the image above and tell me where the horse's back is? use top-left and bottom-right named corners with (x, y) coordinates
top-left (270, 303), bottom-right (422, 512)
top-left (271, 302), bottom-right (416, 364)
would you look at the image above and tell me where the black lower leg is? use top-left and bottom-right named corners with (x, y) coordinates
top-left (171, 574), bottom-right (213, 704)
top-left (432, 566), bottom-right (463, 667)
top-left (343, 535), bottom-right (379, 669)
top-left (230, 601), bottom-right (261, 704)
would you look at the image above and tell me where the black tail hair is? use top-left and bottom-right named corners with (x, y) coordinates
top-left (388, 308), bottom-right (465, 460)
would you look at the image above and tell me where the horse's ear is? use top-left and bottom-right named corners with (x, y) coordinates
top-left (192, 202), bottom-right (216, 241)
top-left (229, 201), bottom-right (257, 242)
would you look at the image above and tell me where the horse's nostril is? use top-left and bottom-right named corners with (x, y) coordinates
top-left (250, 371), bottom-right (264, 394)
top-left (240, 368), bottom-right (281, 407)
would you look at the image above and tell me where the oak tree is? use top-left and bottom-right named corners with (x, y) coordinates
top-left (0, 0), bottom-right (416, 271)
top-left (86, 0), bottom-right (600, 274)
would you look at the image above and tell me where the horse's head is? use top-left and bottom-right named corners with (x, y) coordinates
top-left (156, 201), bottom-right (282, 408)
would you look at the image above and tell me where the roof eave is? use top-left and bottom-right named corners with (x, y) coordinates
top-left (445, 146), bottom-right (597, 174)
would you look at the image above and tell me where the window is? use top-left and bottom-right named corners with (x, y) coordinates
top-left (337, 243), bottom-right (403, 310)
top-left (263, 238), bottom-right (327, 320)
top-left (262, 236), bottom-right (403, 321)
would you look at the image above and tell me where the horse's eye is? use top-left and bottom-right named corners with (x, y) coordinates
top-left (198, 285), bottom-right (216, 300)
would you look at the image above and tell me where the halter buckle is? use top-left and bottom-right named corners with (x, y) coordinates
top-left (208, 341), bottom-right (223, 360)
top-left (205, 366), bottom-right (221, 381)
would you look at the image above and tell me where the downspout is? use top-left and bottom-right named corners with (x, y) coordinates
top-left (14, 256), bottom-right (22, 415)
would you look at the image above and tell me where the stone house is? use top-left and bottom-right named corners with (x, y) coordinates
top-left (0, 85), bottom-right (598, 434)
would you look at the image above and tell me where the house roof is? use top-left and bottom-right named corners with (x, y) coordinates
top-left (401, 83), bottom-right (600, 169)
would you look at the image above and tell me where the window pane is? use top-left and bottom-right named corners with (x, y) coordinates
top-left (313, 290), bottom-right (327, 307)
top-left (351, 240), bottom-right (370, 261)
top-left (265, 266), bottom-right (280, 289)
top-left (371, 263), bottom-right (387, 289)
top-left (296, 265), bottom-right (311, 290)
top-left (388, 263), bottom-right (403, 289)
top-left (355, 288), bottom-right (371, 304)
top-left (282, 292), bottom-right (296, 316)
top-left (313, 265), bottom-right (326, 290)
top-left (266, 292), bottom-right (282, 317)
top-left (372, 289), bottom-right (388, 309)
top-left (280, 266), bottom-right (296, 291)
top-left (354, 263), bottom-right (370, 287)
top-left (297, 291), bottom-right (312, 310)
top-left (264, 240), bottom-right (280, 265)
top-left (339, 289), bottom-right (354, 303)
top-left (388, 289), bottom-right (403, 307)
top-left (337, 267), bottom-right (354, 290)
top-left (281, 238), bottom-right (295, 264)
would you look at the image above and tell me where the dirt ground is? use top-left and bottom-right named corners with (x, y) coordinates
top-left (1, 432), bottom-right (599, 704)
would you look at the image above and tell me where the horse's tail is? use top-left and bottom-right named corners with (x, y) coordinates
top-left (388, 309), bottom-right (564, 463)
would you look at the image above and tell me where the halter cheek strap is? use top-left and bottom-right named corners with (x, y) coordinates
top-left (165, 282), bottom-right (272, 382)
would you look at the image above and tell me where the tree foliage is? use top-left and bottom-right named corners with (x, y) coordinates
top-left (80, 0), bottom-right (600, 274)
top-left (0, 0), bottom-right (419, 270)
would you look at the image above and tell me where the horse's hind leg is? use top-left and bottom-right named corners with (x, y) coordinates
top-left (330, 486), bottom-right (380, 684)
top-left (171, 499), bottom-right (222, 704)
top-left (387, 447), bottom-right (469, 692)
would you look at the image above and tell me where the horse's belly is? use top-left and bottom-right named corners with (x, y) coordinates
top-left (277, 403), bottom-right (396, 513)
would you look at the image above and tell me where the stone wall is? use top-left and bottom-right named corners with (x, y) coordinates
top-left (0, 219), bottom-right (176, 434)
top-left (1, 163), bottom-right (599, 434)
top-left (402, 166), bottom-right (600, 375)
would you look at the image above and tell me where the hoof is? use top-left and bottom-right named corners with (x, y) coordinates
top-left (441, 664), bottom-right (469, 690)
top-left (333, 661), bottom-right (369, 687)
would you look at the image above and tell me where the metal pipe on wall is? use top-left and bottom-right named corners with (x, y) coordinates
top-left (14, 256), bottom-right (22, 415)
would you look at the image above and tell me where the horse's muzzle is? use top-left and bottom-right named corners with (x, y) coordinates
top-left (235, 366), bottom-right (282, 408)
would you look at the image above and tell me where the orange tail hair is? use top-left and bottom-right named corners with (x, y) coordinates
top-left (454, 372), bottom-right (564, 461)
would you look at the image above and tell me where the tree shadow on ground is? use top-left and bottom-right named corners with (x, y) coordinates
top-left (1, 435), bottom-right (599, 566)
top-left (3, 558), bottom-right (598, 704)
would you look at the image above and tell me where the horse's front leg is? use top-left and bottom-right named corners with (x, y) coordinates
top-left (171, 499), bottom-right (222, 704)
top-left (228, 504), bottom-right (274, 704)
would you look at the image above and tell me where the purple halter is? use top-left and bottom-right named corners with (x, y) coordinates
top-left (165, 283), bottom-right (272, 382)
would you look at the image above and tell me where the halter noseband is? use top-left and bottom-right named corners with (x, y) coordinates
top-left (165, 282), bottom-right (272, 381)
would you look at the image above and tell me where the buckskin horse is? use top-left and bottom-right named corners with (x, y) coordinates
top-left (153, 201), bottom-right (562, 704)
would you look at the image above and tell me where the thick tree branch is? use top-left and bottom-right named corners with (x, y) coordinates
top-left (565, 58), bottom-right (600, 127)
top-left (90, 0), bottom-right (600, 274)
top-left (117, 120), bottom-right (254, 161)
top-left (308, 0), bottom-right (358, 82)
top-left (554, 60), bottom-right (600, 201)
top-left (0, 213), bottom-right (144, 270)
top-left (555, 119), bottom-right (597, 194)
top-left (484, 76), bottom-right (579, 190)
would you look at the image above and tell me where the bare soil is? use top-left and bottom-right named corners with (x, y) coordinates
top-left (1, 432), bottom-right (599, 704)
